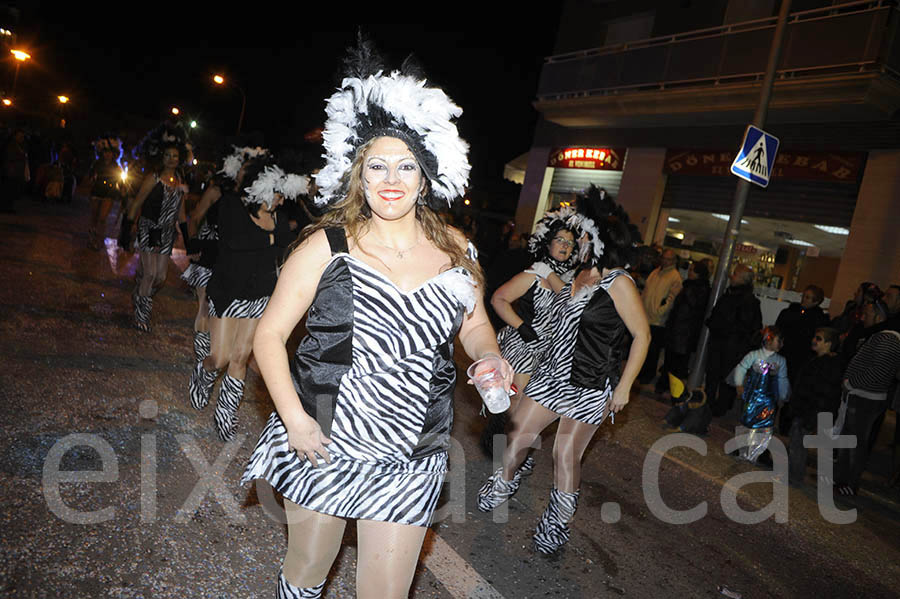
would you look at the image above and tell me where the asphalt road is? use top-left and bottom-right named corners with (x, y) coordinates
top-left (1, 195), bottom-right (899, 598)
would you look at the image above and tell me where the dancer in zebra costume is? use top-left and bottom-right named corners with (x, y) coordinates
top-left (241, 37), bottom-right (511, 599)
top-left (87, 135), bottom-right (125, 250)
top-left (480, 206), bottom-right (581, 460)
top-left (478, 185), bottom-right (650, 554)
top-left (181, 146), bottom-right (269, 362)
top-left (190, 158), bottom-right (308, 443)
top-left (127, 123), bottom-right (193, 332)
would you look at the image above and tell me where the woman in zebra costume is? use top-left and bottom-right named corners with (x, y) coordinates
top-left (478, 186), bottom-right (650, 554)
top-left (181, 146), bottom-right (268, 362)
top-left (241, 38), bottom-right (511, 599)
top-left (189, 159), bottom-right (307, 442)
top-left (480, 206), bottom-right (581, 457)
top-left (127, 123), bottom-right (192, 332)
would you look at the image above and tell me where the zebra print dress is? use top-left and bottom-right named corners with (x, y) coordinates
top-left (496, 276), bottom-right (557, 375)
top-left (136, 177), bottom-right (183, 256)
top-left (242, 230), bottom-right (478, 527)
top-left (180, 222), bottom-right (217, 289)
top-left (524, 269), bottom-right (632, 425)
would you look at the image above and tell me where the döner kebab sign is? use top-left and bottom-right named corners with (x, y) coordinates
top-left (664, 149), bottom-right (864, 183)
top-left (549, 147), bottom-right (626, 171)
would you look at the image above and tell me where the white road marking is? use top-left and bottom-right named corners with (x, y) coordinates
top-left (422, 530), bottom-right (505, 599)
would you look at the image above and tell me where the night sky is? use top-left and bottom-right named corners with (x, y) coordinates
top-left (13, 3), bottom-right (564, 195)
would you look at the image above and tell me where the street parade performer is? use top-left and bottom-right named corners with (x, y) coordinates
top-left (240, 36), bottom-right (511, 599)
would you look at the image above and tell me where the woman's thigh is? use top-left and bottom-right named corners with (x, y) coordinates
top-left (356, 519), bottom-right (428, 599)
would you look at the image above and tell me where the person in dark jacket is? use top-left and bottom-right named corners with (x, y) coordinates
top-left (663, 259), bottom-right (711, 386)
top-left (775, 285), bottom-right (829, 381)
top-left (787, 327), bottom-right (843, 486)
top-left (705, 264), bottom-right (762, 417)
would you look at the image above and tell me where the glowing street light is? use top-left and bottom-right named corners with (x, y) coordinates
top-left (58, 95), bottom-right (69, 104)
top-left (190, 120), bottom-right (197, 128)
top-left (10, 49), bottom-right (30, 97)
top-left (2, 98), bottom-right (11, 106)
top-left (211, 73), bottom-right (246, 135)
top-left (171, 107), bottom-right (180, 116)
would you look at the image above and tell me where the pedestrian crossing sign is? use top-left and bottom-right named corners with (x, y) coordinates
top-left (730, 125), bottom-right (779, 188)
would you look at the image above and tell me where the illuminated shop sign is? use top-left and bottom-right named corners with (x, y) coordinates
top-left (548, 147), bottom-right (625, 170)
top-left (664, 149), bottom-right (864, 182)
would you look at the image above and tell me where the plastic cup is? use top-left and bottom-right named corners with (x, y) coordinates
top-left (466, 356), bottom-right (511, 413)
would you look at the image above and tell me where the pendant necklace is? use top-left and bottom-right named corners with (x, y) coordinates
top-left (370, 230), bottom-right (422, 260)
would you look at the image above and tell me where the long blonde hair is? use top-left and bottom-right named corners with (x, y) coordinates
top-left (288, 137), bottom-right (485, 290)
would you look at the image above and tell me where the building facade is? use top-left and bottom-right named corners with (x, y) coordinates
top-left (514, 0), bottom-right (900, 314)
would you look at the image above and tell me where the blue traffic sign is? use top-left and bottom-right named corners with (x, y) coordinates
top-left (730, 125), bottom-right (780, 188)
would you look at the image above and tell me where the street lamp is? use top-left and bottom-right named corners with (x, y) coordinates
top-left (10, 49), bottom-right (30, 97)
top-left (212, 73), bottom-right (247, 136)
top-left (2, 98), bottom-right (11, 106)
top-left (190, 120), bottom-right (197, 128)
top-left (171, 107), bottom-right (180, 116)
top-left (57, 95), bottom-right (69, 104)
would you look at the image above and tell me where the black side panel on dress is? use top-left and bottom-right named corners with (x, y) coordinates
top-left (412, 307), bottom-right (464, 459)
top-left (140, 182), bottom-right (164, 221)
top-left (570, 289), bottom-right (627, 389)
top-left (514, 281), bottom-right (537, 325)
top-left (290, 228), bottom-right (354, 436)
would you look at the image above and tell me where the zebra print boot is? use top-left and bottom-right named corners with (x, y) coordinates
top-left (518, 453), bottom-right (536, 477)
top-left (533, 488), bottom-right (579, 554)
top-left (477, 466), bottom-right (522, 512)
top-left (214, 374), bottom-right (244, 441)
top-left (193, 330), bottom-right (211, 362)
top-left (133, 294), bottom-right (152, 332)
top-left (277, 569), bottom-right (326, 599)
top-left (189, 361), bottom-right (219, 410)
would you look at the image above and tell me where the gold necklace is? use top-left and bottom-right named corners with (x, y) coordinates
top-left (369, 229), bottom-right (422, 260)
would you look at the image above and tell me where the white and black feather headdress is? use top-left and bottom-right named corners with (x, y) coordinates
top-left (528, 205), bottom-right (584, 273)
top-left (244, 165), bottom-right (310, 209)
top-left (314, 35), bottom-right (470, 210)
top-left (218, 145), bottom-right (271, 180)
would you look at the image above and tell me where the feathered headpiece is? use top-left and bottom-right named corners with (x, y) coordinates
top-left (314, 34), bottom-right (470, 210)
top-left (244, 164), bottom-right (310, 209)
top-left (133, 122), bottom-right (194, 166)
top-left (92, 135), bottom-right (123, 162)
top-left (528, 205), bottom-right (583, 274)
top-left (574, 185), bottom-right (639, 268)
top-left (218, 145), bottom-right (271, 180)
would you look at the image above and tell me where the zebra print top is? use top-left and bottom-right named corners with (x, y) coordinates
top-left (290, 228), bottom-right (479, 463)
top-left (497, 276), bottom-right (557, 374)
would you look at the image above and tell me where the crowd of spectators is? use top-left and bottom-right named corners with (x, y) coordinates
top-left (634, 245), bottom-right (899, 495)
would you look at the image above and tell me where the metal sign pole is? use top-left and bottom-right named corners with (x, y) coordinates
top-left (686, 0), bottom-right (793, 390)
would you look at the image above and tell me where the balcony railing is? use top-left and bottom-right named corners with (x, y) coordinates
top-left (537, 0), bottom-right (900, 100)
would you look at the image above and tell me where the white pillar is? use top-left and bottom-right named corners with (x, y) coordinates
top-left (831, 150), bottom-right (900, 313)
top-left (616, 148), bottom-right (668, 243)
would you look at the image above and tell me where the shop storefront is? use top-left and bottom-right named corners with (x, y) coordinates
top-left (527, 146), bottom-right (627, 228)
top-left (657, 147), bottom-right (866, 299)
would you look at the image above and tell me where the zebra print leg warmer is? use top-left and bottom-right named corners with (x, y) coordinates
top-left (518, 453), bottom-right (536, 478)
top-left (533, 488), bottom-right (579, 554)
top-left (477, 466), bottom-right (522, 512)
top-left (277, 569), bottom-right (326, 599)
top-left (193, 330), bottom-right (211, 362)
top-left (214, 374), bottom-right (244, 442)
top-left (133, 294), bottom-right (152, 332)
top-left (189, 361), bottom-right (219, 410)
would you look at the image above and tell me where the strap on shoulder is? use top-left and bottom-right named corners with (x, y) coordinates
top-left (324, 227), bottom-right (349, 255)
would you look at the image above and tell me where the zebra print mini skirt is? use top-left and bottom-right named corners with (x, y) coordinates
top-left (207, 296), bottom-right (269, 319)
top-left (242, 412), bottom-right (448, 527)
top-left (525, 372), bottom-right (613, 426)
top-left (180, 263), bottom-right (213, 289)
top-left (497, 326), bottom-right (548, 375)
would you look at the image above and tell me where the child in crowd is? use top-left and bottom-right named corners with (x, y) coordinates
top-left (731, 326), bottom-right (791, 463)
top-left (787, 327), bottom-right (843, 486)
